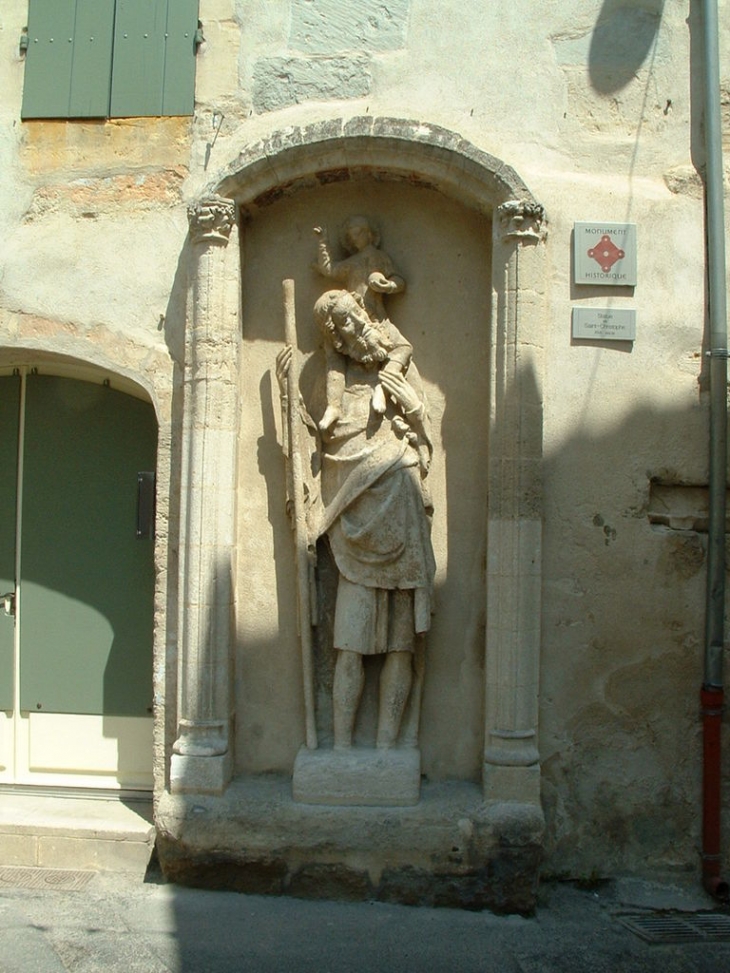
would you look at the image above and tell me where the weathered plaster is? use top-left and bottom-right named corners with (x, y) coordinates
top-left (288, 0), bottom-right (409, 55)
top-left (18, 118), bottom-right (193, 178)
top-left (1, 210), bottom-right (188, 341)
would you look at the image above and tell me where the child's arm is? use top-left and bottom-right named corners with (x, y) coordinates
top-left (381, 322), bottom-right (413, 373)
top-left (313, 226), bottom-right (348, 283)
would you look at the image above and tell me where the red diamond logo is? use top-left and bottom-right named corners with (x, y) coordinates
top-left (588, 235), bottom-right (625, 273)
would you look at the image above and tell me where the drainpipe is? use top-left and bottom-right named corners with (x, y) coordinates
top-left (701, 0), bottom-right (729, 900)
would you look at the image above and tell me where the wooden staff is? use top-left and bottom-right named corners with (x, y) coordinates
top-left (282, 278), bottom-right (318, 749)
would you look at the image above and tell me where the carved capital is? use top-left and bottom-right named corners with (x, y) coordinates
top-left (188, 195), bottom-right (236, 245)
top-left (497, 200), bottom-right (547, 243)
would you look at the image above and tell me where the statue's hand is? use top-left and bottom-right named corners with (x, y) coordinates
top-left (275, 345), bottom-right (292, 395)
top-left (368, 271), bottom-right (395, 293)
top-left (380, 369), bottom-right (421, 415)
top-left (313, 225), bottom-right (327, 240)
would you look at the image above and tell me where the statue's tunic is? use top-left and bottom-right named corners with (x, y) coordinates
top-left (318, 359), bottom-right (435, 655)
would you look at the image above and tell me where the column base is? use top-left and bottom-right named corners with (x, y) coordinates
top-left (170, 750), bottom-right (232, 795)
top-left (173, 719), bottom-right (228, 757)
top-left (483, 762), bottom-right (541, 805)
top-left (293, 746), bottom-right (421, 806)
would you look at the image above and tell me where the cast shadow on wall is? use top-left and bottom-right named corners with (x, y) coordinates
top-left (588, 0), bottom-right (665, 94)
top-left (540, 382), bottom-right (720, 878)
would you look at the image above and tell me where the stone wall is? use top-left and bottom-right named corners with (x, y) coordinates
top-left (1, 0), bottom-right (729, 889)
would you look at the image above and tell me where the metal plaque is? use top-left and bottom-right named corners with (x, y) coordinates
top-left (572, 307), bottom-right (636, 341)
top-left (574, 222), bottom-right (637, 286)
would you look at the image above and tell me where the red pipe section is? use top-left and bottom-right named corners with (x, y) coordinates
top-left (701, 686), bottom-right (729, 898)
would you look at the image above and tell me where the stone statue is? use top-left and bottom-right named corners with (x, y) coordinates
top-left (278, 218), bottom-right (435, 761)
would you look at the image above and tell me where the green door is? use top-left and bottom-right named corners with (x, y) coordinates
top-left (20, 373), bottom-right (157, 715)
top-left (0, 372), bottom-right (156, 786)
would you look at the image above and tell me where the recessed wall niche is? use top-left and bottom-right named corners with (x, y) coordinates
top-left (235, 179), bottom-right (491, 781)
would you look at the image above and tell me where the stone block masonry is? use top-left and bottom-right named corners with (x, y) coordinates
top-left (250, 0), bottom-right (409, 113)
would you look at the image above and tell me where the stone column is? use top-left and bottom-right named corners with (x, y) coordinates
top-left (170, 195), bottom-right (240, 795)
top-left (483, 200), bottom-right (547, 805)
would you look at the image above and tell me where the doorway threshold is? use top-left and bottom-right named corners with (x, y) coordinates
top-left (0, 786), bottom-right (155, 874)
top-left (1, 783), bottom-right (152, 803)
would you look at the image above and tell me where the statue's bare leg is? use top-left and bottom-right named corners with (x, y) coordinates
top-left (333, 649), bottom-right (364, 749)
top-left (376, 651), bottom-right (413, 749)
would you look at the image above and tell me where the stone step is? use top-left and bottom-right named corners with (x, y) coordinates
top-left (0, 790), bottom-right (155, 873)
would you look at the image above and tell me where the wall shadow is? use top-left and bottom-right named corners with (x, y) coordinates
top-left (540, 384), bottom-right (724, 878)
top-left (587, 0), bottom-right (666, 94)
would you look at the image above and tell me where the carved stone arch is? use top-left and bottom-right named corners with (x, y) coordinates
top-left (0, 332), bottom-right (172, 422)
top-left (177, 118), bottom-right (547, 807)
top-left (212, 118), bottom-right (543, 224)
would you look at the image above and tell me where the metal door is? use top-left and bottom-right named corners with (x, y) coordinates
top-left (0, 371), bottom-right (156, 789)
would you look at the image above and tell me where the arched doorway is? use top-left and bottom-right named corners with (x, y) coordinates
top-left (0, 365), bottom-right (157, 789)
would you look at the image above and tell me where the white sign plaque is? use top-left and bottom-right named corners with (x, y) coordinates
top-left (572, 307), bottom-right (636, 341)
top-left (574, 222), bottom-right (637, 286)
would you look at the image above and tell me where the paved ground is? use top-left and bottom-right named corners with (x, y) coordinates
top-left (2, 865), bottom-right (730, 973)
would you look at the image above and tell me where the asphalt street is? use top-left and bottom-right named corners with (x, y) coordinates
top-left (2, 866), bottom-right (730, 973)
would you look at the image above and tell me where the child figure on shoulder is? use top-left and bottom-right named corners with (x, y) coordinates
top-left (313, 216), bottom-right (412, 425)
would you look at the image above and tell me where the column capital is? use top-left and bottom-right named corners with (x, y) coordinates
top-left (188, 195), bottom-right (236, 245)
top-left (497, 200), bottom-right (548, 243)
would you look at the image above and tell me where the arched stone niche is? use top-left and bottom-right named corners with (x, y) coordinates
top-left (171, 119), bottom-right (547, 809)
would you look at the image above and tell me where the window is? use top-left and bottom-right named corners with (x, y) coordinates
top-left (21, 0), bottom-right (200, 120)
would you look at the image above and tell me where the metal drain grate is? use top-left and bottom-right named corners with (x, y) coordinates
top-left (0, 866), bottom-right (95, 891)
top-left (617, 911), bottom-right (730, 944)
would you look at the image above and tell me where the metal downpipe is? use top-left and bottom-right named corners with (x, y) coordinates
top-left (701, 0), bottom-right (729, 900)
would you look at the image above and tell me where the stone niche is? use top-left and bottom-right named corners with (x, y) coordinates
top-left (238, 180), bottom-right (489, 780)
top-left (157, 120), bottom-right (547, 912)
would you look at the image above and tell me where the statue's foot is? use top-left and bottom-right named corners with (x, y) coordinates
top-left (375, 737), bottom-right (397, 750)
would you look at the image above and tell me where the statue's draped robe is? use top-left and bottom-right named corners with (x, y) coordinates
top-left (317, 358), bottom-right (435, 655)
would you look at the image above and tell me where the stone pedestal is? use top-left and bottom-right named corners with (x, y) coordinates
top-left (292, 747), bottom-right (421, 806)
top-left (156, 777), bottom-right (544, 913)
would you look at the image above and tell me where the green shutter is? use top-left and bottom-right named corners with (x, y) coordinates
top-left (161, 0), bottom-right (199, 116)
top-left (110, 0), bottom-right (197, 117)
top-left (21, 0), bottom-right (115, 119)
top-left (68, 0), bottom-right (116, 117)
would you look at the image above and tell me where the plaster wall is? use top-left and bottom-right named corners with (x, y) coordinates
top-left (0, 0), bottom-right (728, 885)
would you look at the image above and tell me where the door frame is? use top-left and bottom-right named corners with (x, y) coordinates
top-left (0, 357), bottom-right (164, 792)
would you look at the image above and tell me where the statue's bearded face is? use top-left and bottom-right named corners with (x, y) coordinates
top-left (332, 304), bottom-right (389, 366)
